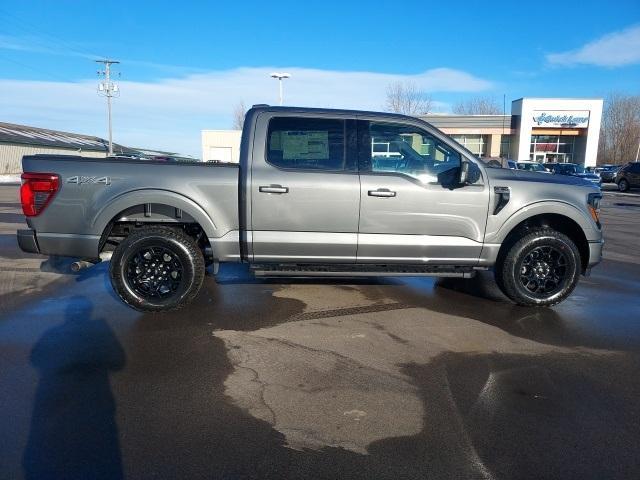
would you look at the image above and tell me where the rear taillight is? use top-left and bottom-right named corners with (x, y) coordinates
top-left (20, 173), bottom-right (60, 217)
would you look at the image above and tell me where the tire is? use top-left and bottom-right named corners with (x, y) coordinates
top-left (109, 226), bottom-right (205, 312)
top-left (618, 178), bottom-right (630, 192)
top-left (495, 228), bottom-right (581, 307)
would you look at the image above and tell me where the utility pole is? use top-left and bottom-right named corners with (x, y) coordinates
top-left (96, 59), bottom-right (120, 155)
top-left (270, 72), bottom-right (290, 106)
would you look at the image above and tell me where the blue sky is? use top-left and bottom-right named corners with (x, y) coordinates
top-left (1, 0), bottom-right (639, 156)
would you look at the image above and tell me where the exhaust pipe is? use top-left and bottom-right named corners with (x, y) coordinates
top-left (70, 260), bottom-right (97, 272)
top-left (70, 252), bottom-right (113, 272)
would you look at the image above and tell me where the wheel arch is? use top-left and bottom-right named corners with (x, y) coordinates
top-left (94, 190), bottom-right (217, 252)
top-left (495, 213), bottom-right (590, 273)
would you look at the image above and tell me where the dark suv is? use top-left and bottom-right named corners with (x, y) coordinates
top-left (543, 162), bottom-right (601, 187)
top-left (615, 162), bottom-right (640, 192)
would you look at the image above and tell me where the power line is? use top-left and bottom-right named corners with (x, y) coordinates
top-left (0, 7), bottom-right (101, 60)
top-left (0, 53), bottom-right (75, 83)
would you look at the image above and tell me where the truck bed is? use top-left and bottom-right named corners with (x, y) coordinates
top-left (21, 155), bottom-right (240, 258)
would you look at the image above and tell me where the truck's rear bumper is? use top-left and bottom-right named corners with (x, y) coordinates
top-left (17, 229), bottom-right (99, 258)
top-left (17, 229), bottom-right (39, 254)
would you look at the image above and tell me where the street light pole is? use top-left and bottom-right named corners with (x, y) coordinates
top-left (635, 137), bottom-right (640, 162)
top-left (270, 72), bottom-right (291, 106)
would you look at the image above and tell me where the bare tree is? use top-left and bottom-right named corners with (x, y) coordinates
top-left (385, 81), bottom-right (433, 115)
top-left (232, 100), bottom-right (247, 130)
top-left (598, 92), bottom-right (640, 164)
top-left (452, 97), bottom-right (502, 115)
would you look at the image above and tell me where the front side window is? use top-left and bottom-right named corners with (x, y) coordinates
top-left (365, 121), bottom-right (462, 185)
top-left (267, 117), bottom-right (347, 171)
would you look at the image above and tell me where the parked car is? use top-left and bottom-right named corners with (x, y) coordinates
top-left (18, 105), bottom-right (603, 311)
top-left (544, 162), bottom-right (601, 187)
top-left (517, 161), bottom-right (550, 173)
top-left (505, 159), bottom-right (518, 169)
top-left (598, 165), bottom-right (620, 183)
top-left (615, 162), bottom-right (640, 191)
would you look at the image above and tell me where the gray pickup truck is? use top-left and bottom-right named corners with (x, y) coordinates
top-left (18, 105), bottom-right (603, 311)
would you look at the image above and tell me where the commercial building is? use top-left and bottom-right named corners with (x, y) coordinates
top-left (201, 130), bottom-right (242, 163)
top-left (0, 122), bottom-right (135, 174)
top-left (424, 97), bottom-right (603, 167)
top-left (201, 97), bottom-right (604, 167)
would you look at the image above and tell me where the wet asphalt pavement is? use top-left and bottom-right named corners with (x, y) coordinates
top-left (1, 184), bottom-right (640, 479)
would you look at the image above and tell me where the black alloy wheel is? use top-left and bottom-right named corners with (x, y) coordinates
top-left (517, 245), bottom-right (568, 298)
top-left (110, 226), bottom-right (205, 312)
top-left (126, 246), bottom-right (184, 299)
top-left (496, 228), bottom-right (581, 307)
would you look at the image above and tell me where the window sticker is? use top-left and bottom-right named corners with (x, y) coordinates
top-left (282, 131), bottom-right (329, 160)
top-left (270, 131), bottom-right (282, 150)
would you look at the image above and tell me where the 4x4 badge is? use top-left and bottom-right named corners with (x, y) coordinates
top-left (67, 176), bottom-right (111, 185)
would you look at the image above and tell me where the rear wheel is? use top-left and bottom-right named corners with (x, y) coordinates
top-left (618, 178), bottom-right (630, 192)
top-left (109, 226), bottom-right (205, 312)
top-left (495, 228), bottom-right (580, 307)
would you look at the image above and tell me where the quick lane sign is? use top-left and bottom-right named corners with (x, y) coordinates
top-left (532, 110), bottom-right (590, 128)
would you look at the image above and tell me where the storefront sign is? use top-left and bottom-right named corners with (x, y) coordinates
top-left (532, 110), bottom-right (589, 128)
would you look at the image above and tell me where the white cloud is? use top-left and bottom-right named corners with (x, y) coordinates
top-left (0, 66), bottom-right (492, 157)
top-left (547, 24), bottom-right (640, 67)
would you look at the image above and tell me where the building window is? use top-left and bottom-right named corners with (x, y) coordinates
top-left (450, 134), bottom-right (487, 157)
top-left (529, 135), bottom-right (575, 163)
top-left (500, 134), bottom-right (512, 158)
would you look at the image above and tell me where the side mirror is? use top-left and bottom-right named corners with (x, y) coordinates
top-left (459, 161), bottom-right (470, 184)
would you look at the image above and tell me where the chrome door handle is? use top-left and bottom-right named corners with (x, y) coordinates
top-left (368, 188), bottom-right (396, 198)
top-left (259, 185), bottom-right (289, 194)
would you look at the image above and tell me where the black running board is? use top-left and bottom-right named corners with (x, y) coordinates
top-left (251, 264), bottom-right (479, 278)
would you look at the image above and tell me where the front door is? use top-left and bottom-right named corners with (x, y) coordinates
top-left (357, 119), bottom-right (490, 264)
top-left (250, 114), bottom-right (360, 263)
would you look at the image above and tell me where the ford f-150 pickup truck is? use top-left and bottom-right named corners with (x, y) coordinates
top-left (17, 105), bottom-right (603, 311)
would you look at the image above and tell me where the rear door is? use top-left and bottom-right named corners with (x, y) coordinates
top-left (356, 118), bottom-right (490, 264)
top-left (249, 113), bottom-right (360, 263)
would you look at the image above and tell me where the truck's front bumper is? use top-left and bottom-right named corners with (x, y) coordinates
top-left (17, 229), bottom-right (39, 254)
top-left (588, 239), bottom-right (604, 268)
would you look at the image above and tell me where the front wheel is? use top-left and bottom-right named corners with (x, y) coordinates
top-left (495, 229), bottom-right (581, 307)
top-left (618, 178), bottom-right (630, 192)
top-left (109, 226), bottom-right (205, 312)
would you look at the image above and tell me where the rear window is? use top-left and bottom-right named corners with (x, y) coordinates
top-left (267, 117), bottom-right (347, 171)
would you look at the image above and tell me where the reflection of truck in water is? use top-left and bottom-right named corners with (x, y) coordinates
top-left (18, 105), bottom-right (603, 311)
